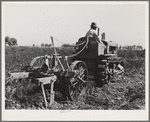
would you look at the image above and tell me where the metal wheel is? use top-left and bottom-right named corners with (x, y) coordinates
top-left (65, 61), bottom-right (88, 101)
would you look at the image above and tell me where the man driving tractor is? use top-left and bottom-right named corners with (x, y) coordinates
top-left (85, 22), bottom-right (106, 55)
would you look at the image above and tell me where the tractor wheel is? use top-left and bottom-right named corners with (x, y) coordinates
top-left (65, 61), bottom-right (88, 101)
top-left (99, 65), bottom-right (110, 84)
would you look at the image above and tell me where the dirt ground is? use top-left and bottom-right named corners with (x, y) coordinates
top-left (5, 46), bottom-right (145, 110)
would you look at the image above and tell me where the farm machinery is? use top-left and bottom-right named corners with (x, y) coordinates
top-left (74, 36), bottom-right (124, 86)
top-left (8, 35), bottom-right (124, 108)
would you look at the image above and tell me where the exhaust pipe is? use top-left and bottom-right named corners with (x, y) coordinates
top-left (98, 28), bottom-right (100, 36)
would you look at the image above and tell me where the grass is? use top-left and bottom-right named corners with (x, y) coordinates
top-left (5, 46), bottom-right (145, 110)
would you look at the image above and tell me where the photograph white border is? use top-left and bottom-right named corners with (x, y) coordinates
top-left (2, 1), bottom-right (149, 121)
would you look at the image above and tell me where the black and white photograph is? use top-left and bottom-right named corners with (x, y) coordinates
top-left (2, 1), bottom-right (149, 121)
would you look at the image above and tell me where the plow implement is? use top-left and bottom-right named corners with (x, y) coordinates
top-left (8, 36), bottom-right (88, 108)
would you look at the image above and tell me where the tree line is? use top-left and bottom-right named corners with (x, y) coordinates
top-left (40, 43), bottom-right (52, 47)
top-left (5, 35), bottom-right (144, 50)
top-left (118, 45), bottom-right (143, 50)
top-left (61, 43), bottom-right (75, 47)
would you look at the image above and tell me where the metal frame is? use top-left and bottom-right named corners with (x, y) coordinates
top-left (37, 76), bottom-right (57, 108)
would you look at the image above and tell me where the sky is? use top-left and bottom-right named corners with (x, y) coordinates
top-left (2, 1), bottom-right (148, 48)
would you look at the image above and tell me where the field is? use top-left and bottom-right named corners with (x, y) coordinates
top-left (5, 46), bottom-right (145, 110)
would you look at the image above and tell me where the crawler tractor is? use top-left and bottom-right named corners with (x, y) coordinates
top-left (74, 36), bottom-right (124, 86)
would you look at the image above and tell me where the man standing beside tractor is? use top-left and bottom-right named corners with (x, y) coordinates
top-left (85, 22), bottom-right (106, 55)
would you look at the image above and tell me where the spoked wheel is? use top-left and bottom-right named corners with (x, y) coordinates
top-left (30, 56), bottom-right (45, 69)
top-left (30, 55), bottom-right (52, 69)
top-left (65, 61), bottom-right (88, 101)
top-left (27, 55), bottom-right (54, 74)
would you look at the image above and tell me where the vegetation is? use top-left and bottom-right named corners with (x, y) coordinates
top-left (5, 46), bottom-right (145, 110)
top-left (118, 45), bottom-right (143, 50)
top-left (5, 36), bottom-right (18, 46)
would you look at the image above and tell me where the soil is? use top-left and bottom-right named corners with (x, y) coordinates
top-left (5, 46), bottom-right (145, 110)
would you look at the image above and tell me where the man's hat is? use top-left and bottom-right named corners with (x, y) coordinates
top-left (90, 22), bottom-right (98, 28)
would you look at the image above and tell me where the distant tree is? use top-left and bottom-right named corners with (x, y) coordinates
top-left (5, 36), bottom-right (18, 46)
top-left (127, 46), bottom-right (132, 50)
top-left (48, 44), bottom-right (52, 47)
top-left (7, 39), bottom-right (13, 46)
top-left (33, 44), bottom-right (35, 47)
top-left (5, 36), bottom-right (10, 44)
top-left (132, 45), bottom-right (136, 50)
top-left (10, 38), bottom-right (18, 46)
top-left (118, 45), bottom-right (122, 50)
top-left (137, 45), bottom-right (143, 50)
top-left (45, 44), bottom-right (48, 47)
top-left (41, 43), bottom-right (44, 47)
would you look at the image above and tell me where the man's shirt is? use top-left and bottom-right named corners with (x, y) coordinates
top-left (85, 29), bottom-right (106, 52)
top-left (85, 29), bottom-right (97, 37)
top-left (85, 29), bottom-right (101, 43)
